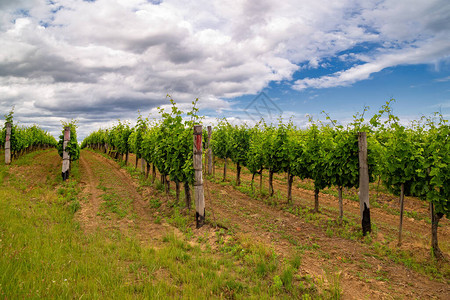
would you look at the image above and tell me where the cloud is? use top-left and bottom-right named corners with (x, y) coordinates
top-left (293, 0), bottom-right (450, 91)
top-left (294, 39), bottom-right (450, 90)
top-left (435, 76), bottom-right (450, 82)
top-left (0, 0), bottom-right (449, 139)
top-left (432, 100), bottom-right (450, 109)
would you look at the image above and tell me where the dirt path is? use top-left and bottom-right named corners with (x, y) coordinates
top-left (77, 150), bottom-right (172, 244)
top-left (78, 154), bottom-right (102, 233)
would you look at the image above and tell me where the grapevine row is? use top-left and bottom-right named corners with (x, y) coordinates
top-left (1, 109), bottom-right (57, 160)
top-left (82, 99), bottom-right (199, 206)
top-left (81, 99), bottom-right (449, 259)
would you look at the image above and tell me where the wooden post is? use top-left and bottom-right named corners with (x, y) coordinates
top-left (193, 125), bottom-right (205, 228)
top-left (5, 122), bottom-right (11, 165)
top-left (207, 126), bottom-right (212, 175)
top-left (358, 132), bottom-right (371, 235)
top-left (62, 126), bottom-right (70, 181)
top-left (398, 183), bottom-right (405, 246)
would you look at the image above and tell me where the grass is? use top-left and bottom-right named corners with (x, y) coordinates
top-left (100, 192), bottom-right (130, 218)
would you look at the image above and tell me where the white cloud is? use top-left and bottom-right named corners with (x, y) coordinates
top-left (0, 0), bottom-right (449, 139)
top-left (433, 100), bottom-right (450, 109)
top-left (293, 0), bottom-right (450, 90)
top-left (293, 38), bottom-right (450, 90)
top-left (435, 76), bottom-right (450, 82)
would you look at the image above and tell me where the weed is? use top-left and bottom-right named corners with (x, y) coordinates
top-left (280, 267), bottom-right (294, 289)
top-left (290, 254), bottom-right (302, 270)
top-left (323, 270), bottom-right (342, 299)
top-left (256, 262), bottom-right (269, 278)
top-left (100, 192), bottom-right (129, 218)
top-left (326, 227), bottom-right (334, 237)
top-left (168, 207), bottom-right (189, 231)
top-left (149, 197), bottom-right (161, 209)
top-left (154, 215), bottom-right (162, 224)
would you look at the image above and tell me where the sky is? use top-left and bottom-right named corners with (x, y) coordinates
top-left (0, 0), bottom-right (449, 140)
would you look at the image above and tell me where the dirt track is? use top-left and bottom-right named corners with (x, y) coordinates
top-left (77, 150), bottom-right (173, 244)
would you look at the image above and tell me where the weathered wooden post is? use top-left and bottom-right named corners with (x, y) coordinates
top-left (207, 126), bottom-right (212, 175)
top-left (358, 132), bottom-right (371, 235)
top-left (62, 126), bottom-right (70, 181)
top-left (5, 122), bottom-right (11, 165)
top-left (194, 125), bottom-right (205, 228)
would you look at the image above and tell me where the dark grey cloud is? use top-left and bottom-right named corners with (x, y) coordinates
top-left (0, 58), bottom-right (98, 84)
top-left (424, 3), bottom-right (450, 32)
top-left (34, 95), bottom-right (165, 114)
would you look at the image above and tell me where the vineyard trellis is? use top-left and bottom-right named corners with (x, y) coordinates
top-left (2, 109), bottom-right (57, 164)
top-left (80, 99), bottom-right (449, 260)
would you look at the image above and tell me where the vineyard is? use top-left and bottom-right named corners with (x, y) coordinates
top-left (1, 101), bottom-right (449, 298)
top-left (81, 99), bottom-right (449, 259)
top-left (0, 110), bottom-right (57, 159)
